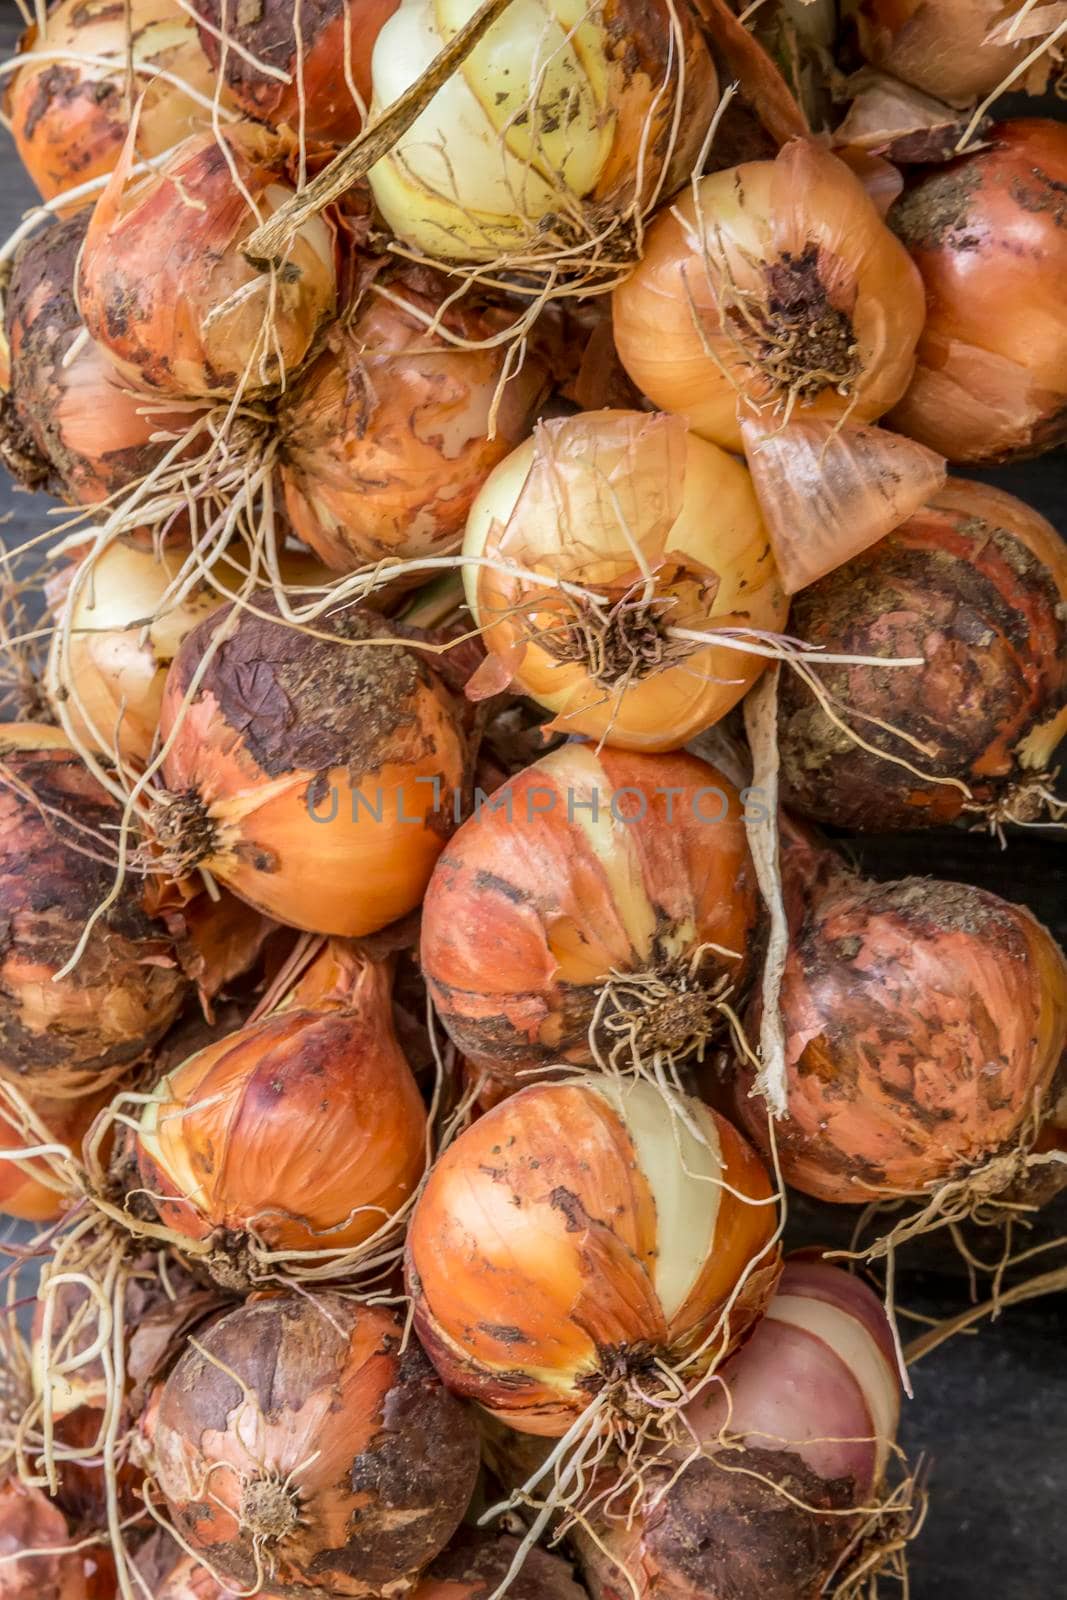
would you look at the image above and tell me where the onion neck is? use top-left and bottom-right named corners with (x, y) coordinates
top-left (735, 246), bottom-right (861, 406)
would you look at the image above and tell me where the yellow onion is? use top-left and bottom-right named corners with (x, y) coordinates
top-left (857, 0), bottom-right (1029, 104)
top-left (135, 944), bottom-right (427, 1282)
top-left (612, 141), bottom-right (926, 452)
top-left (4, 0), bottom-right (221, 207)
top-left (78, 125), bottom-right (337, 399)
top-left (155, 600), bottom-right (467, 935)
top-left (367, 0), bottom-right (718, 264)
top-left (408, 1075), bottom-right (781, 1435)
top-left (0, 725), bottom-right (187, 1100)
top-left (279, 278), bottom-right (553, 572)
top-left (462, 409), bottom-right (788, 750)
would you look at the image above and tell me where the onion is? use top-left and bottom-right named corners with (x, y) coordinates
top-left (0, 1478), bottom-right (112, 1600)
top-left (462, 410), bottom-right (788, 750)
top-left (575, 1257), bottom-right (903, 1600)
top-left (367, 0), bottom-right (718, 267)
top-left (4, 0), bottom-right (220, 206)
top-left (733, 832), bottom-right (1067, 1205)
top-left (78, 125), bottom-right (337, 400)
top-left (135, 944), bottom-right (427, 1284)
top-left (147, 1292), bottom-right (481, 1595)
top-left (776, 479), bottom-right (1067, 830)
top-left (888, 119), bottom-right (1067, 464)
top-left (612, 140), bottom-right (925, 453)
top-left (856, 0), bottom-right (1028, 103)
top-left (191, 0), bottom-right (399, 146)
top-left (155, 599), bottom-right (467, 935)
top-left (407, 1075), bottom-right (781, 1435)
top-left (412, 1532), bottom-right (587, 1600)
top-left (0, 1087), bottom-right (108, 1223)
top-left (0, 724), bottom-right (187, 1100)
top-left (420, 744), bottom-right (758, 1079)
top-left (2, 214), bottom-right (201, 506)
top-left (279, 278), bottom-right (553, 573)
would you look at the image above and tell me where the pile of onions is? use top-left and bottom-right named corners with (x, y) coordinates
top-left (407, 1075), bottom-right (780, 1435)
top-left (889, 120), bottom-right (1067, 464)
top-left (154, 598), bottom-right (466, 935)
top-left (4, 0), bottom-right (220, 207)
top-left (0, 1477), bottom-right (113, 1599)
top-left (134, 944), bottom-right (427, 1282)
top-left (776, 480), bottom-right (1067, 830)
top-left (612, 141), bottom-right (925, 453)
top-left (191, 0), bottom-right (398, 147)
top-left (2, 214), bottom-right (200, 506)
top-left (576, 1257), bottom-right (903, 1600)
top-left (367, 0), bottom-right (718, 264)
top-left (856, 0), bottom-right (1028, 104)
top-left (733, 830), bottom-right (1067, 1205)
top-left (279, 276), bottom-right (553, 572)
top-left (0, 724), bottom-right (187, 1100)
top-left (462, 410), bottom-right (788, 750)
top-left (146, 1292), bottom-right (481, 1594)
top-left (0, 1088), bottom-right (108, 1223)
top-left (78, 124), bottom-right (337, 400)
top-left (420, 744), bottom-right (758, 1077)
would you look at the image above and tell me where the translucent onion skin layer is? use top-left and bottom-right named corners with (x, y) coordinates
top-left (368, 0), bottom-right (718, 262)
top-left (577, 1258), bottom-right (901, 1600)
top-left (734, 833), bottom-right (1067, 1204)
top-left (407, 1076), bottom-right (781, 1436)
top-left (888, 121), bottom-right (1067, 464)
top-left (463, 410), bottom-right (788, 751)
top-left (157, 602), bottom-right (466, 936)
top-left (612, 142), bottom-right (925, 453)
top-left (857, 0), bottom-right (1026, 104)
top-left (5, 0), bottom-right (219, 206)
top-left (420, 745), bottom-right (758, 1076)
top-left (148, 1294), bottom-right (482, 1596)
top-left (776, 480), bottom-right (1067, 829)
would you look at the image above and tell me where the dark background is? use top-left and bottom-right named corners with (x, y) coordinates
top-left (0, 4), bottom-right (1064, 1594)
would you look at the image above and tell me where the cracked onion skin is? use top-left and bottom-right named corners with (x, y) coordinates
top-left (147, 1293), bottom-right (481, 1598)
top-left (156, 600), bottom-right (466, 936)
top-left (888, 120), bottom-right (1067, 464)
top-left (777, 480), bottom-right (1067, 830)
top-left (733, 833), bottom-right (1067, 1204)
top-left (407, 1076), bottom-right (780, 1436)
top-left (0, 725), bottom-right (187, 1100)
top-left (420, 744), bottom-right (758, 1078)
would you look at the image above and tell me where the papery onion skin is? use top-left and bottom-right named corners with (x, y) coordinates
top-left (0, 1478), bottom-right (111, 1600)
top-left (421, 744), bottom-right (758, 1077)
top-left (412, 1532), bottom-right (588, 1600)
top-left (612, 141), bottom-right (924, 453)
top-left (79, 125), bottom-right (337, 399)
top-left (368, 0), bottom-right (718, 263)
top-left (279, 281), bottom-right (553, 573)
top-left (888, 120), bottom-right (1067, 464)
top-left (856, 0), bottom-right (1026, 104)
top-left (192, 0), bottom-right (398, 146)
top-left (734, 838), bottom-right (1067, 1204)
top-left (0, 1088), bottom-right (108, 1222)
top-left (2, 214), bottom-right (200, 505)
top-left (157, 601), bottom-right (466, 936)
top-left (0, 725), bottom-right (187, 1099)
top-left (463, 410), bottom-right (789, 751)
top-left (407, 1076), bottom-right (781, 1436)
top-left (575, 1257), bottom-right (901, 1600)
top-left (5, 0), bottom-right (219, 207)
top-left (777, 479), bottom-right (1067, 829)
top-left (148, 1293), bottom-right (481, 1597)
top-left (135, 949), bottom-right (426, 1260)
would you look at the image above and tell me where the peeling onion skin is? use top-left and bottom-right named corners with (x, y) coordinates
top-left (776, 479), bottom-right (1067, 830)
top-left (733, 836), bottom-right (1067, 1204)
top-left (78, 125), bottom-right (338, 400)
top-left (0, 725), bottom-right (187, 1100)
top-left (279, 282), bottom-right (553, 572)
top-left (407, 1076), bottom-right (781, 1436)
top-left (1, 213), bottom-right (199, 505)
top-left (411, 1532), bottom-right (588, 1600)
top-left (0, 1478), bottom-right (113, 1600)
top-left (147, 1293), bottom-right (482, 1598)
top-left (5, 0), bottom-right (220, 207)
top-left (191, 0), bottom-right (399, 146)
top-left (157, 601), bottom-right (467, 936)
top-left (575, 1258), bottom-right (901, 1600)
top-left (420, 745), bottom-right (758, 1078)
top-left (856, 0), bottom-right (1027, 104)
top-left (888, 121), bottom-right (1067, 464)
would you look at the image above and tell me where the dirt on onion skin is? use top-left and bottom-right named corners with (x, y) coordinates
top-left (889, 167), bottom-right (983, 252)
top-left (418, 1532), bottom-right (587, 1600)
